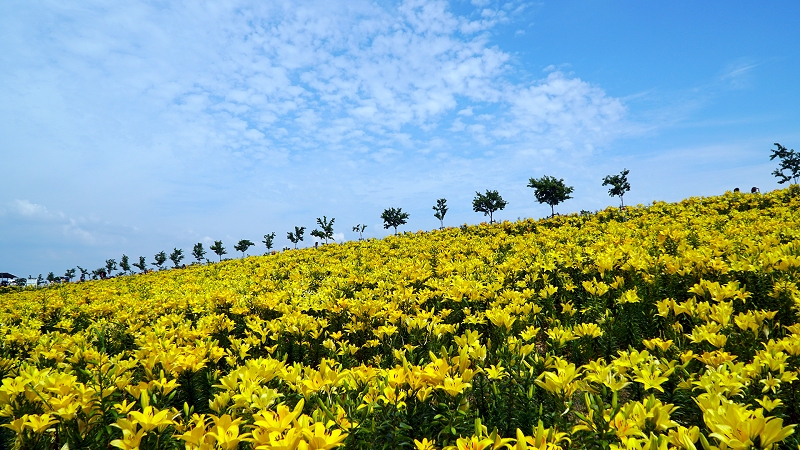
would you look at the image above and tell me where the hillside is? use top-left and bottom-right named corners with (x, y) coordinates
top-left (2, 187), bottom-right (800, 450)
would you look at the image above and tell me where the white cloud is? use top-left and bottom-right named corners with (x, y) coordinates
top-left (0, 0), bottom-right (634, 275)
top-left (13, 200), bottom-right (51, 218)
top-left (719, 59), bottom-right (758, 89)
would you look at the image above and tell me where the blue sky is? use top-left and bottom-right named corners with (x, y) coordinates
top-left (1, 0), bottom-right (798, 277)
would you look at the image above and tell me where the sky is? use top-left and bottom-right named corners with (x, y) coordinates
top-left (1, 0), bottom-right (799, 278)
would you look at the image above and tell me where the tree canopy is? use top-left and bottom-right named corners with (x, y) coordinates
top-left (192, 243), bottom-right (206, 263)
top-left (169, 248), bottom-right (184, 268)
top-left (602, 168), bottom-right (631, 207)
top-left (287, 227), bottom-right (306, 249)
top-left (210, 241), bottom-right (226, 261)
top-left (472, 190), bottom-right (507, 224)
top-left (152, 252), bottom-right (167, 270)
top-left (131, 258), bottom-right (146, 274)
top-left (234, 240), bottom-right (255, 257)
top-left (311, 216), bottom-right (335, 244)
top-left (771, 142), bottom-right (800, 185)
top-left (527, 175), bottom-right (574, 217)
top-left (262, 233), bottom-right (276, 252)
top-left (433, 198), bottom-right (448, 229)
top-left (381, 208), bottom-right (409, 235)
top-left (352, 224), bottom-right (367, 241)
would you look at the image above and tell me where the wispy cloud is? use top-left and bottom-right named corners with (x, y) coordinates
top-left (719, 59), bottom-right (758, 89)
top-left (5, 200), bottom-right (133, 246)
top-left (0, 0), bottom-right (636, 275)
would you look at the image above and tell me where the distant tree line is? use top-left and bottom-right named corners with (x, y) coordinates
top-left (14, 142), bottom-right (796, 287)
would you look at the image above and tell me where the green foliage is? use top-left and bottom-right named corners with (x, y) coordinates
top-left (210, 241), bottom-right (226, 261)
top-left (192, 243), bottom-right (206, 263)
top-left (433, 198), bottom-right (448, 229)
top-left (131, 257), bottom-right (146, 274)
top-left (64, 268), bottom-right (76, 281)
top-left (352, 224), bottom-right (367, 240)
top-left (46, 272), bottom-right (56, 283)
top-left (234, 239), bottom-right (255, 257)
top-left (602, 168), bottom-right (631, 207)
top-left (472, 190), bottom-right (507, 224)
top-left (153, 251), bottom-right (167, 270)
top-left (381, 208), bottom-right (409, 235)
top-left (169, 248), bottom-right (185, 268)
top-left (262, 232), bottom-right (276, 252)
top-left (770, 142), bottom-right (800, 184)
top-left (527, 175), bottom-right (574, 217)
top-left (311, 216), bottom-right (336, 244)
top-left (119, 254), bottom-right (131, 274)
top-left (287, 227), bottom-right (306, 249)
top-left (76, 266), bottom-right (89, 281)
top-left (105, 259), bottom-right (117, 276)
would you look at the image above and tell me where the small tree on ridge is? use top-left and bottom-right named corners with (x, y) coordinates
top-left (771, 143), bottom-right (800, 185)
top-left (262, 233), bottom-right (276, 253)
top-left (210, 241), bottom-right (226, 261)
top-left (169, 248), bottom-right (184, 268)
top-left (287, 227), bottom-right (305, 249)
top-left (152, 252), bottom-right (167, 270)
top-left (234, 239), bottom-right (255, 257)
top-left (192, 243), bottom-right (206, 263)
top-left (381, 208), bottom-right (409, 235)
top-left (433, 198), bottom-right (448, 229)
top-left (472, 190), bottom-right (507, 224)
top-left (528, 175), bottom-right (574, 217)
top-left (311, 216), bottom-right (335, 244)
top-left (352, 224), bottom-right (367, 241)
top-left (602, 168), bottom-right (631, 207)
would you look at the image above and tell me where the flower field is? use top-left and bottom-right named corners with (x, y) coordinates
top-left (2, 188), bottom-right (800, 450)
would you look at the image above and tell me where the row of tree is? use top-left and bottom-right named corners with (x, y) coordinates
top-left (30, 170), bottom-right (630, 283)
top-left (22, 142), bottom-right (800, 285)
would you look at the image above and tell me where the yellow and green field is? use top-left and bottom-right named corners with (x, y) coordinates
top-left (2, 187), bottom-right (800, 450)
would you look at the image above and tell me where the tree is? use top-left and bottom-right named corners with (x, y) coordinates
top-left (234, 239), bottom-right (255, 257)
top-left (602, 168), bottom-right (631, 207)
top-left (527, 175), bottom-right (574, 217)
top-left (770, 143), bottom-right (800, 185)
top-left (192, 243), bottom-right (206, 263)
top-left (169, 248), bottom-right (184, 268)
top-left (105, 259), bottom-right (117, 276)
top-left (210, 241), bottom-right (226, 261)
top-left (64, 268), bottom-right (76, 282)
top-left (311, 216), bottom-right (335, 244)
top-left (46, 272), bottom-right (57, 284)
top-left (381, 208), bottom-right (409, 235)
top-left (352, 224), bottom-right (367, 240)
top-left (287, 227), bottom-right (306, 249)
top-left (262, 233), bottom-right (276, 253)
top-left (433, 198), bottom-right (448, 229)
top-left (91, 268), bottom-right (106, 280)
top-left (120, 254), bottom-right (131, 274)
top-left (472, 190), bottom-right (507, 224)
top-left (153, 251), bottom-right (167, 270)
top-left (77, 266), bottom-right (89, 281)
top-left (132, 257), bottom-right (147, 274)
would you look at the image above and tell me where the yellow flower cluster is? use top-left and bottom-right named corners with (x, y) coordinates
top-left (1, 187), bottom-right (800, 449)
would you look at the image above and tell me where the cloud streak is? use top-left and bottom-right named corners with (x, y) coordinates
top-left (0, 0), bottom-right (637, 275)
